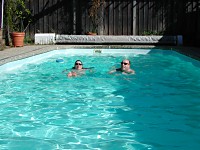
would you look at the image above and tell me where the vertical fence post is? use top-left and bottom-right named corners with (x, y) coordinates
top-left (0, 0), bottom-right (3, 46)
top-left (0, 0), bottom-right (4, 29)
top-left (132, 0), bottom-right (137, 35)
top-left (99, 2), bottom-right (104, 35)
top-left (73, 0), bottom-right (76, 34)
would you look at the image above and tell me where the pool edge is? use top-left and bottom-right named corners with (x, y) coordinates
top-left (0, 45), bottom-right (199, 66)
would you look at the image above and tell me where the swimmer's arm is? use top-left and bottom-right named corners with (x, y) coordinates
top-left (62, 69), bottom-right (67, 73)
top-left (124, 69), bottom-right (135, 74)
top-left (83, 67), bottom-right (94, 73)
top-left (129, 69), bottom-right (135, 74)
top-left (83, 67), bottom-right (94, 70)
top-left (67, 71), bottom-right (77, 77)
top-left (62, 68), bottom-right (74, 73)
top-left (62, 68), bottom-right (71, 73)
top-left (109, 67), bottom-right (122, 74)
top-left (109, 69), bottom-right (116, 74)
top-left (67, 72), bottom-right (73, 77)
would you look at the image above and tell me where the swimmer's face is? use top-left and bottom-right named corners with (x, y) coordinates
top-left (121, 60), bottom-right (130, 71)
top-left (74, 61), bottom-right (83, 70)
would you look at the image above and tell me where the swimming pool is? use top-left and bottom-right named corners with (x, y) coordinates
top-left (0, 48), bottom-right (200, 149)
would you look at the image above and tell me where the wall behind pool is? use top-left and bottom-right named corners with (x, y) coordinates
top-left (0, 48), bottom-right (152, 72)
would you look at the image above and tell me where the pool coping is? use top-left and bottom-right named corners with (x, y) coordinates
top-left (0, 45), bottom-right (200, 66)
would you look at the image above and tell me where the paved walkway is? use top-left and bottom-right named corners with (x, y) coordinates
top-left (0, 45), bottom-right (103, 65)
top-left (0, 45), bottom-right (72, 65)
top-left (0, 45), bottom-right (199, 66)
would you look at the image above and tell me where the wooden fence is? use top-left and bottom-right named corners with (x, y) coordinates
top-left (25, 0), bottom-right (200, 46)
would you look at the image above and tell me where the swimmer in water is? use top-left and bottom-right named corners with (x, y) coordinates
top-left (109, 59), bottom-right (135, 75)
top-left (67, 60), bottom-right (93, 77)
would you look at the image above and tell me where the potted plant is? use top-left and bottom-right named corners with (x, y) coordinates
top-left (4, 0), bottom-right (32, 47)
top-left (87, 0), bottom-right (104, 35)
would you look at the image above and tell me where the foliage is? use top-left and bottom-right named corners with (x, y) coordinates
top-left (141, 30), bottom-right (164, 35)
top-left (4, 0), bottom-right (32, 32)
top-left (24, 35), bottom-right (34, 44)
top-left (0, 44), bottom-right (6, 51)
top-left (88, 0), bottom-right (104, 33)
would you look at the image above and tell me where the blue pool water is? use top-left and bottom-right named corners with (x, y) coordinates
top-left (0, 49), bottom-right (200, 149)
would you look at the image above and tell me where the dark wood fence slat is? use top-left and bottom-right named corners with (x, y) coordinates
top-left (118, 0), bottom-right (122, 35)
top-left (148, 1), bottom-right (152, 32)
top-left (24, 0), bottom-right (200, 46)
top-left (108, 0), bottom-right (113, 35)
top-left (132, 0), bottom-right (137, 35)
top-left (104, 1), bottom-right (109, 35)
top-left (43, 0), bottom-right (48, 33)
top-left (113, 0), bottom-right (119, 35)
top-left (143, 1), bottom-right (148, 33)
top-left (127, 0), bottom-right (132, 35)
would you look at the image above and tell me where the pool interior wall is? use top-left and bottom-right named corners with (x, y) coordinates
top-left (1, 47), bottom-right (200, 73)
top-left (0, 48), bottom-right (152, 72)
top-left (0, 45), bottom-right (200, 67)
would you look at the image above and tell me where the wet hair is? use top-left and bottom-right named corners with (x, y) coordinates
top-left (74, 60), bottom-right (83, 65)
top-left (72, 60), bottom-right (94, 70)
top-left (122, 60), bottom-right (131, 64)
top-left (72, 60), bottom-right (83, 69)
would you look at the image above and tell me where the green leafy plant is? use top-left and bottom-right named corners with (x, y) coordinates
top-left (141, 30), bottom-right (164, 35)
top-left (5, 0), bottom-right (32, 32)
top-left (24, 35), bottom-right (34, 44)
top-left (88, 0), bottom-right (104, 34)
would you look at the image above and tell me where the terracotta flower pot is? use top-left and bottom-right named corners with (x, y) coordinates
top-left (11, 32), bottom-right (25, 47)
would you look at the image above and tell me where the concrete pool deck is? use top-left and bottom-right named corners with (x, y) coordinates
top-left (0, 45), bottom-right (200, 65)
